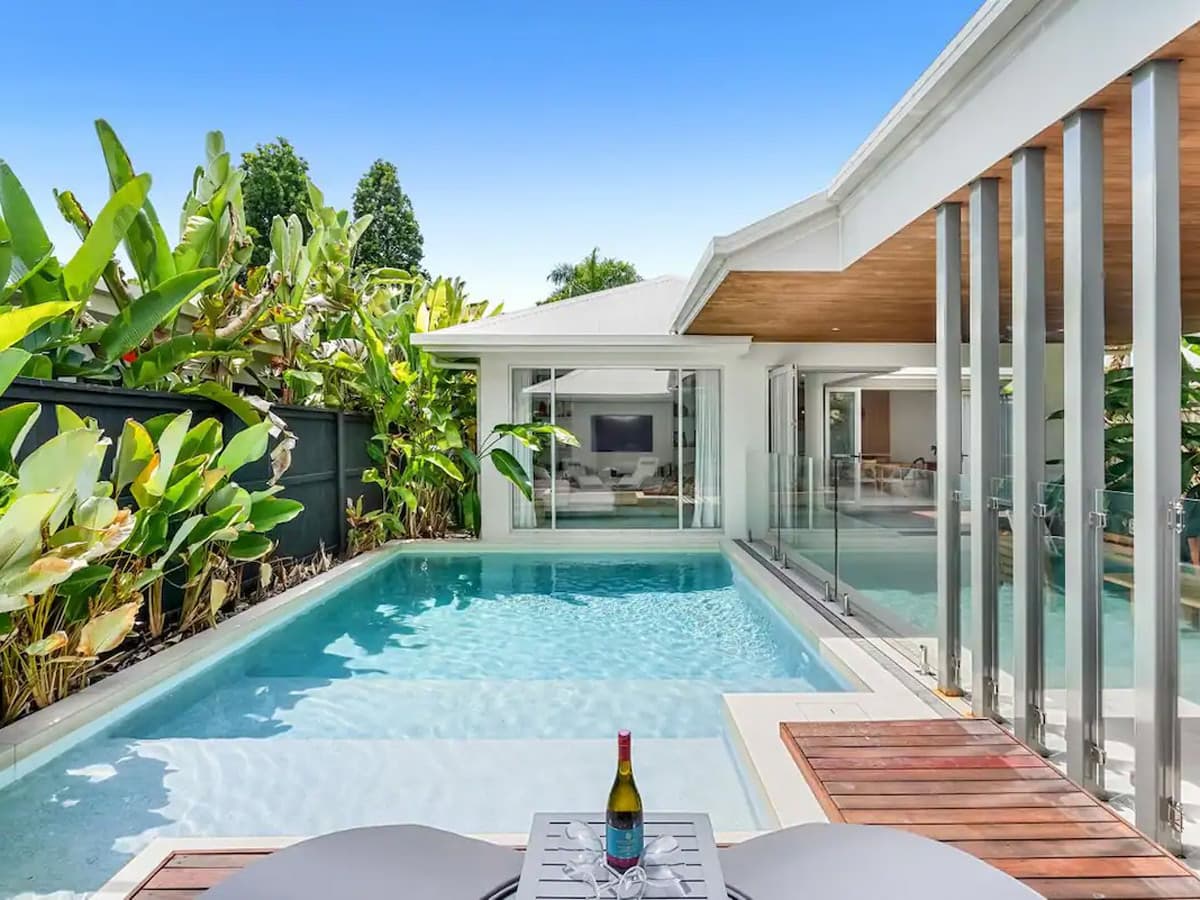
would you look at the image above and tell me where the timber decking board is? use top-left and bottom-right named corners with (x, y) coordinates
top-left (127, 850), bottom-right (272, 898)
top-left (781, 718), bottom-right (1200, 899)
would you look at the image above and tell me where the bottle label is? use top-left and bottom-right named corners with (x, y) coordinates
top-left (606, 823), bottom-right (644, 868)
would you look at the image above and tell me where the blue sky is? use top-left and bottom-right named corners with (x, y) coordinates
top-left (9, 1), bottom-right (978, 309)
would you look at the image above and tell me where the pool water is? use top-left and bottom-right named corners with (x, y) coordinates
top-left (788, 531), bottom-right (1200, 701)
top-left (0, 552), bottom-right (845, 898)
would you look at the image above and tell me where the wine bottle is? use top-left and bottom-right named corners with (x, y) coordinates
top-left (605, 730), bottom-right (644, 872)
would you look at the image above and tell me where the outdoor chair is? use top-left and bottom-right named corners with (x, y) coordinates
top-left (721, 822), bottom-right (1037, 899)
top-left (616, 455), bottom-right (660, 489)
top-left (201, 825), bottom-right (521, 900)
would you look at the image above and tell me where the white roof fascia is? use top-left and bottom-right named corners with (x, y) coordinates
top-left (827, 0), bottom-right (1040, 203)
top-left (670, 193), bottom-right (835, 334)
top-left (411, 333), bottom-right (750, 353)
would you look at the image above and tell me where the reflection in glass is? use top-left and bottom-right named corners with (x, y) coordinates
top-left (512, 368), bottom-right (552, 529)
top-left (827, 390), bottom-right (857, 458)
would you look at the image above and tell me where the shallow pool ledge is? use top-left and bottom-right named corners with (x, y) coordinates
top-left (0, 543), bottom-right (405, 789)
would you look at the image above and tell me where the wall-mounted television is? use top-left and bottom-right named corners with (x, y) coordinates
top-left (592, 414), bottom-right (654, 453)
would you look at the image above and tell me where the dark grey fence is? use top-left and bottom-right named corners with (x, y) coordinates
top-left (0, 378), bottom-right (382, 560)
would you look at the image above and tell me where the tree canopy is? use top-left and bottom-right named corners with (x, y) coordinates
top-left (352, 159), bottom-right (424, 274)
top-left (240, 138), bottom-right (311, 267)
top-left (541, 248), bottom-right (641, 304)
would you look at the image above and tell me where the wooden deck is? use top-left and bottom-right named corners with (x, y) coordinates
top-left (781, 718), bottom-right (1200, 899)
top-left (126, 850), bottom-right (271, 898)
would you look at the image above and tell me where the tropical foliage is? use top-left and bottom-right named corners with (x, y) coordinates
top-left (0, 118), bottom-right (573, 722)
top-left (334, 274), bottom-right (575, 537)
top-left (240, 138), bottom-right (311, 267)
top-left (540, 247), bottom-right (640, 304)
top-left (352, 160), bottom-right (424, 275)
top-left (0, 399), bottom-right (300, 724)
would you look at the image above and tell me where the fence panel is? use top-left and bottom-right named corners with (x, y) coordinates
top-left (0, 378), bottom-right (383, 561)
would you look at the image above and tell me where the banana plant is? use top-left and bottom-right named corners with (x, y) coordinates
top-left (346, 277), bottom-right (575, 537)
top-left (115, 410), bottom-right (302, 636)
top-left (0, 157), bottom-right (155, 379)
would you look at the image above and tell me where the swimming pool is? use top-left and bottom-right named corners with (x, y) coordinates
top-left (0, 551), bottom-right (846, 898)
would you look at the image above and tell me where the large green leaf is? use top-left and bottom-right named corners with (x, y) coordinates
top-left (0, 162), bottom-right (55, 279)
top-left (489, 447), bottom-right (532, 501)
top-left (62, 174), bottom-right (151, 302)
top-left (146, 411), bottom-right (191, 497)
top-left (113, 418), bottom-right (154, 496)
top-left (0, 491), bottom-right (59, 575)
top-left (125, 508), bottom-right (168, 556)
top-left (0, 301), bottom-right (79, 351)
top-left (18, 429), bottom-right (98, 528)
top-left (419, 451), bottom-right (464, 482)
top-left (176, 382), bottom-right (261, 426)
top-left (216, 421), bottom-right (271, 474)
top-left (0, 402), bottom-right (39, 461)
top-left (126, 334), bottom-right (215, 387)
top-left (96, 268), bottom-right (218, 362)
top-left (172, 215), bottom-right (216, 273)
top-left (0, 347), bottom-right (31, 394)
top-left (161, 466), bottom-right (206, 515)
top-left (226, 532), bottom-right (273, 561)
top-left (95, 120), bottom-right (175, 288)
top-left (0, 216), bottom-right (12, 292)
top-left (178, 418), bottom-right (223, 464)
top-left (248, 497), bottom-right (303, 532)
top-left (55, 404), bottom-right (87, 433)
top-left (183, 505), bottom-right (242, 551)
top-left (206, 484), bottom-right (252, 522)
top-left (158, 514), bottom-right (202, 566)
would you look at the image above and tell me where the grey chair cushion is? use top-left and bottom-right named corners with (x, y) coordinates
top-left (721, 823), bottom-right (1038, 899)
top-left (203, 825), bottom-right (521, 899)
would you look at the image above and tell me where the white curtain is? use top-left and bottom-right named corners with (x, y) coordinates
top-left (512, 369), bottom-right (537, 528)
top-left (691, 370), bottom-right (722, 528)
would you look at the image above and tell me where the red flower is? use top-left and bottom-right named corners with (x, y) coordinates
top-left (122, 351), bottom-right (138, 363)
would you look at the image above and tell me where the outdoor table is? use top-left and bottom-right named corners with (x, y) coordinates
top-left (516, 812), bottom-right (727, 899)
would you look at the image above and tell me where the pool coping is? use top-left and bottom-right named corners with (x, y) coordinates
top-left (0, 542), bottom-right (410, 788)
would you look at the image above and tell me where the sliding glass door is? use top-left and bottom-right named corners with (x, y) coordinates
top-left (510, 367), bottom-right (721, 530)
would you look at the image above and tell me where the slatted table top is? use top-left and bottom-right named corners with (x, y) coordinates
top-left (516, 813), bottom-right (727, 899)
top-left (780, 718), bottom-right (1200, 900)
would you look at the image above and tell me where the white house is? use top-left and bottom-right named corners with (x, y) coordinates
top-left (415, 0), bottom-right (1200, 851)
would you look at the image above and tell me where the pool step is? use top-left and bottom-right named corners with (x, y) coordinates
top-left (0, 734), bottom-right (758, 896)
top-left (116, 675), bottom-right (826, 740)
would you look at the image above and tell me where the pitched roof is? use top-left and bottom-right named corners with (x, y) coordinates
top-left (411, 276), bottom-right (756, 351)
top-left (421, 276), bottom-right (686, 339)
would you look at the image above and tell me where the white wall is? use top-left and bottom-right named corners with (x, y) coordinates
top-left (889, 390), bottom-right (937, 464)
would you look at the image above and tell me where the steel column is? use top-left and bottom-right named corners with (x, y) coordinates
top-left (969, 177), bottom-right (1002, 720)
top-left (1131, 59), bottom-right (1183, 851)
top-left (1011, 148), bottom-right (1048, 747)
top-left (935, 201), bottom-right (964, 696)
top-left (1062, 108), bottom-right (1106, 791)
